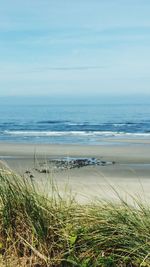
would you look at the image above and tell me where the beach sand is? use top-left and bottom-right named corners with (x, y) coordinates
top-left (0, 141), bottom-right (150, 203)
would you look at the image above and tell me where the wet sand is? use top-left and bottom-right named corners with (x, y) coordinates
top-left (0, 141), bottom-right (150, 203)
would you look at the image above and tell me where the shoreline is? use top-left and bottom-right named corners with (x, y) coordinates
top-left (0, 141), bottom-right (150, 203)
top-left (0, 141), bottom-right (150, 163)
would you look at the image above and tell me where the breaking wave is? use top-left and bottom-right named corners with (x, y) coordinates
top-left (3, 130), bottom-right (150, 137)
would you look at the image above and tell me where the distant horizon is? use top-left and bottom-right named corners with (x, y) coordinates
top-left (0, 93), bottom-right (150, 105)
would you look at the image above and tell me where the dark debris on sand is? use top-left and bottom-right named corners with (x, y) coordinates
top-left (34, 157), bottom-right (115, 173)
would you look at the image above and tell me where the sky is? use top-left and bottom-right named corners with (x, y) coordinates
top-left (0, 0), bottom-right (150, 97)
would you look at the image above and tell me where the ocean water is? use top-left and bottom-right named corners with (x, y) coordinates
top-left (0, 96), bottom-right (150, 144)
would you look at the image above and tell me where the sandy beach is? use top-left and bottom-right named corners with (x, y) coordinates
top-left (0, 140), bottom-right (150, 203)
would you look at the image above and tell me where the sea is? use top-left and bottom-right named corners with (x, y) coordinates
top-left (0, 95), bottom-right (150, 145)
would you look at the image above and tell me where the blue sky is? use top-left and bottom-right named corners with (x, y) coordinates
top-left (0, 0), bottom-right (150, 96)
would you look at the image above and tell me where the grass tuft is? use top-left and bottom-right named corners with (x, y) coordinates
top-left (0, 169), bottom-right (149, 266)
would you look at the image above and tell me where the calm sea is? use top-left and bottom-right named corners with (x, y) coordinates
top-left (0, 96), bottom-right (150, 144)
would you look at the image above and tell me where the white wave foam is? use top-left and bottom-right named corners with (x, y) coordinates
top-left (124, 132), bottom-right (150, 136)
top-left (113, 123), bottom-right (127, 127)
top-left (3, 130), bottom-right (118, 137)
top-left (3, 130), bottom-right (150, 138)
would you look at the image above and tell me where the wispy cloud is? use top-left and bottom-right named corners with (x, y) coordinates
top-left (1, 26), bottom-right (150, 49)
top-left (29, 66), bottom-right (104, 72)
top-left (0, 65), bottom-right (105, 75)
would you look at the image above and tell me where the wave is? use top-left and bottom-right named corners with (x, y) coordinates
top-left (1, 121), bottom-right (150, 129)
top-left (37, 120), bottom-right (70, 124)
top-left (3, 130), bottom-right (150, 137)
top-left (4, 130), bottom-right (113, 137)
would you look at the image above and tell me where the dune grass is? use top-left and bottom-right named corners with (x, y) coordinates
top-left (0, 169), bottom-right (150, 266)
